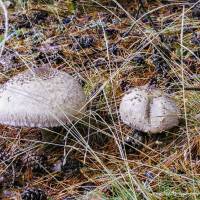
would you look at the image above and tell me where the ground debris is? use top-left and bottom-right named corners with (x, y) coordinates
top-left (0, 0), bottom-right (200, 199)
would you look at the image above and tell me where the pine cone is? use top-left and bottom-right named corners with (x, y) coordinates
top-left (152, 47), bottom-right (170, 77)
top-left (22, 152), bottom-right (47, 173)
top-left (0, 146), bottom-right (11, 164)
top-left (61, 158), bottom-right (84, 173)
top-left (192, 3), bottom-right (200, 19)
top-left (123, 130), bottom-right (147, 154)
top-left (21, 188), bottom-right (47, 200)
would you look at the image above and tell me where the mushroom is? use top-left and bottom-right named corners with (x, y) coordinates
top-left (119, 86), bottom-right (180, 134)
top-left (0, 66), bottom-right (86, 141)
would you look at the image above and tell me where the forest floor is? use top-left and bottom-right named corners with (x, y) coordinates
top-left (0, 0), bottom-right (200, 199)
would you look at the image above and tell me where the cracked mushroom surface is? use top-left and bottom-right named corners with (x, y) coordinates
top-left (0, 66), bottom-right (86, 127)
top-left (119, 86), bottom-right (180, 134)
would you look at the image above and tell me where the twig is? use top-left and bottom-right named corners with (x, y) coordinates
top-left (0, 0), bottom-right (8, 57)
top-left (184, 87), bottom-right (200, 91)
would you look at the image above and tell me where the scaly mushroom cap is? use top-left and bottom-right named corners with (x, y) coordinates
top-left (0, 67), bottom-right (86, 127)
top-left (119, 86), bottom-right (180, 133)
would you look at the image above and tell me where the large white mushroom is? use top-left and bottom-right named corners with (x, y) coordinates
top-left (0, 66), bottom-right (86, 129)
top-left (119, 86), bottom-right (180, 134)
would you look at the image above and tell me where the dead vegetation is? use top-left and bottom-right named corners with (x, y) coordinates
top-left (0, 0), bottom-right (200, 199)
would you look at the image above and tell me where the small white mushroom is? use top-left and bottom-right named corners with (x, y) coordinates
top-left (119, 86), bottom-right (180, 133)
top-left (0, 66), bottom-right (86, 128)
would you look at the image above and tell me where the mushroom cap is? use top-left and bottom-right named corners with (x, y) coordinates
top-left (119, 86), bottom-right (180, 133)
top-left (0, 67), bottom-right (86, 127)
